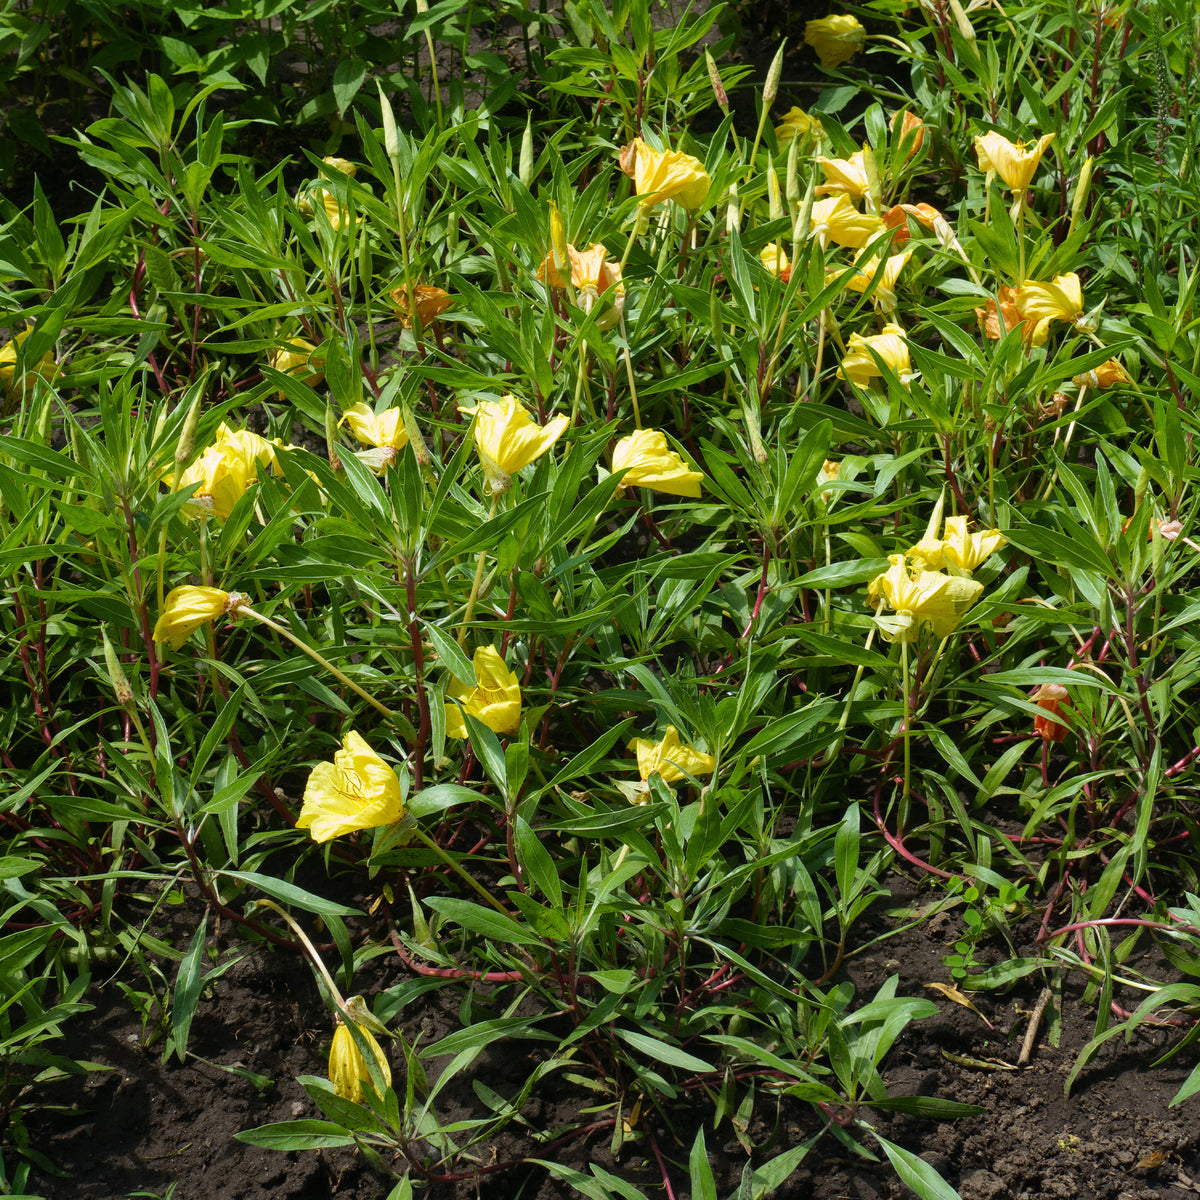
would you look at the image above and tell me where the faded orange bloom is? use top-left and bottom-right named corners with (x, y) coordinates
top-left (881, 203), bottom-right (941, 245)
top-left (390, 284), bottom-right (453, 329)
top-left (892, 111), bottom-right (925, 158)
top-left (1032, 684), bottom-right (1071, 743)
top-left (976, 286), bottom-right (1024, 341)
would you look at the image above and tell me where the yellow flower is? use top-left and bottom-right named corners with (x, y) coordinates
top-left (329, 1019), bottom-right (391, 1104)
top-left (165, 423), bottom-right (283, 520)
top-left (974, 131), bottom-right (1055, 192)
top-left (809, 195), bottom-right (886, 249)
top-left (322, 156), bottom-right (357, 178)
top-left (0, 329), bottom-right (59, 403)
top-left (612, 428), bottom-right (704, 498)
top-left (152, 586), bottom-right (238, 651)
top-left (867, 554), bottom-right (984, 643)
top-left (834, 248), bottom-right (912, 315)
top-left (837, 323), bottom-right (911, 387)
top-left (625, 138), bottom-right (710, 210)
top-left (342, 402), bottom-right (409, 450)
top-left (268, 337), bottom-right (325, 387)
top-left (759, 243), bottom-right (790, 278)
top-left (1015, 273), bottom-right (1083, 347)
top-left (940, 515), bottom-right (1006, 572)
top-left (814, 152), bottom-right (869, 198)
top-left (296, 730), bottom-right (405, 843)
top-left (1072, 359), bottom-right (1133, 389)
top-left (389, 283), bottom-right (453, 329)
top-left (461, 394), bottom-right (569, 488)
top-left (444, 645), bottom-right (522, 739)
top-left (775, 106), bottom-right (820, 148)
top-left (629, 725), bottom-right (716, 784)
top-left (804, 14), bottom-right (866, 69)
top-left (298, 188), bottom-right (351, 230)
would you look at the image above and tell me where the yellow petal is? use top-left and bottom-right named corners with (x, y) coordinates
top-left (837, 323), bottom-right (910, 387)
top-left (342, 402), bottom-right (409, 450)
top-left (628, 725), bottom-right (716, 784)
top-left (445, 645), bottom-right (522, 739)
top-left (329, 1020), bottom-right (391, 1104)
top-left (804, 14), bottom-right (866, 69)
top-left (630, 139), bottom-right (711, 210)
top-left (462, 394), bottom-right (569, 478)
top-left (295, 731), bottom-right (404, 842)
top-left (867, 555), bottom-right (984, 642)
top-left (612, 429), bottom-right (704, 498)
top-left (152, 586), bottom-right (232, 651)
top-left (940, 515), bottom-right (1005, 573)
top-left (974, 131), bottom-right (1055, 192)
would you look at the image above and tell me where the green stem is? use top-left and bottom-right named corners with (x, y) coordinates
top-left (458, 494), bottom-right (500, 644)
top-left (410, 827), bottom-right (515, 917)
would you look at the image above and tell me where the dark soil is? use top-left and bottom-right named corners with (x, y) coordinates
top-left (24, 871), bottom-right (1200, 1200)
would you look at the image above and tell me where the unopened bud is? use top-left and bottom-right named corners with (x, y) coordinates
top-left (102, 626), bottom-right (135, 707)
top-left (325, 400), bottom-right (343, 472)
top-left (767, 166), bottom-right (783, 222)
top-left (948, 0), bottom-right (977, 45)
top-left (175, 387), bottom-right (204, 468)
top-left (705, 50), bottom-right (729, 113)
top-left (763, 42), bottom-right (785, 108)
top-left (519, 116), bottom-right (534, 189)
top-left (376, 83), bottom-right (399, 159)
top-left (1068, 156), bottom-right (1094, 240)
top-left (726, 182), bottom-right (739, 236)
top-left (549, 202), bottom-right (569, 274)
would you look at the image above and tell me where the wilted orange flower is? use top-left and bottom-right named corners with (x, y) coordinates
top-left (1032, 683), bottom-right (1071, 743)
top-left (390, 284), bottom-right (453, 329)
top-left (881, 203), bottom-right (941, 245)
top-left (538, 242), bottom-right (624, 321)
top-left (804, 14), bottom-right (866, 69)
top-left (1072, 359), bottom-right (1132, 389)
top-left (892, 111), bottom-right (925, 158)
top-left (976, 285), bottom-right (1024, 341)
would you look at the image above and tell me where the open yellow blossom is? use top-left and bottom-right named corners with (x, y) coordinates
top-left (267, 337), bottom-right (325, 387)
top-left (974, 131), bottom-right (1055, 192)
top-left (166, 423), bottom-right (283, 520)
top-left (867, 554), bottom-right (984, 643)
top-left (461, 394), bottom-right (569, 487)
top-left (329, 1019), bottom-right (391, 1104)
top-left (809, 195), bottom-right (886, 249)
top-left (775, 105), bottom-right (820, 147)
top-left (1015, 273), bottom-right (1083, 347)
top-left (629, 726), bottom-right (716, 784)
top-left (445, 645), bottom-right (522, 739)
top-left (804, 14), bottom-right (866, 69)
top-left (759, 243), bottom-right (790, 279)
top-left (612, 428), bottom-right (704, 498)
top-left (342, 403), bottom-right (409, 451)
top-left (814, 152), bottom-right (869, 198)
top-left (296, 730), bottom-right (405, 843)
top-left (624, 138), bottom-right (711, 210)
top-left (941, 516), bottom-right (1006, 572)
top-left (836, 248), bottom-right (912, 315)
top-left (0, 329), bottom-right (59, 404)
top-left (389, 283), bottom-right (453, 329)
top-left (1073, 359), bottom-right (1133, 389)
top-left (152, 586), bottom-right (240, 651)
top-left (837, 323), bottom-right (911, 387)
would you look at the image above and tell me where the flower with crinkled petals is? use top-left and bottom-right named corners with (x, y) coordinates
top-left (1015, 273), bottom-right (1083, 347)
top-left (804, 14), bottom-right (866, 69)
top-left (612, 428), bottom-right (704, 498)
top-left (835, 248), bottom-right (912, 315)
top-left (775, 105), bottom-right (820, 148)
top-left (1073, 359), bottom-right (1132, 389)
top-left (623, 138), bottom-right (710, 210)
top-left (539, 242), bottom-right (625, 325)
top-left (166, 424), bottom-right (282, 521)
top-left (629, 725), bottom-right (716, 785)
top-left (444, 645), bottom-right (522, 739)
top-left (296, 730), bottom-right (404, 843)
top-left (342, 403), bottom-right (409, 451)
top-left (837, 323), bottom-right (911, 388)
top-left (867, 554), bottom-right (984, 643)
top-left (389, 284), bottom-right (453, 330)
top-left (1032, 684), bottom-right (1071, 744)
top-left (881, 203), bottom-right (941, 245)
top-left (892, 111), bottom-right (925, 158)
top-left (974, 131), bottom-right (1055, 192)
top-left (461, 395), bottom-right (569, 491)
top-left (975, 285), bottom-right (1024, 341)
top-left (329, 1018), bottom-right (391, 1104)
top-left (814, 152), bottom-right (869, 198)
top-left (153, 586), bottom-right (240, 651)
top-left (809, 195), bottom-right (886, 249)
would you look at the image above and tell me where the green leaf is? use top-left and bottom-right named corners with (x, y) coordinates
top-left (868, 1129), bottom-right (962, 1200)
top-left (218, 871), bottom-right (362, 919)
top-left (333, 58), bottom-right (367, 116)
top-left (168, 916), bottom-right (207, 1064)
top-left (234, 1120), bottom-right (356, 1150)
top-left (614, 1028), bottom-right (713, 1074)
top-left (423, 897), bottom-right (544, 947)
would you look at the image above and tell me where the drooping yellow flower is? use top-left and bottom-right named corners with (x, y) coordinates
top-left (0, 329), bottom-right (59, 403)
top-left (329, 1019), bottom-right (391, 1104)
top-left (322, 156), bottom-right (357, 178)
top-left (165, 423), bottom-right (284, 520)
top-left (461, 394), bottom-right (569, 488)
top-left (809, 195), bottom-right (886, 249)
top-left (444, 645), bottom-right (522, 739)
top-left (389, 284), bottom-right (453, 329)
top-left (629, 725), bottom-right (716, 784)
top-left (296, 730), bottom-right (405, 843)
top-left (612, 428), bottom-right (704, 498)
top-left (835, 248), bottom-right (912, 315)
top-left (342, 403), bottom-right (409, 451)
top-left (804, 14), bottom-right (866, 69)
top-left (624, 138), bottom-right (711, 210)
top-left (837, 323), bottom-right (911, 387)
top-left (153, 586), bottom-right (239, 651)
top-left (775, 105), bottom-right (820, 148)
top-left (867, 554), bottom-right (984, 643)
top-left (974, 131), bottom-right (1055, 192)
top-left (1015, 273), bottom-right (1083, 347)
top-left (267, 336), bottom-right (325, 387)
top-left (814, 152), bottom-right (869, 198)
top-left (1072, 359), bottom-right (1133, 389)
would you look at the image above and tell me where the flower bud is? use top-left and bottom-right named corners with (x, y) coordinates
top-left (763, 42), bottom-right (785, 108)
top-left (519, 115), bottom-right (534, 189)
top-left (102, 626), bottom-right (134, 707)
top-left (1068, 156), bottom-right (1094, 240)
top-left (705, 49), bottom-right (729, 114)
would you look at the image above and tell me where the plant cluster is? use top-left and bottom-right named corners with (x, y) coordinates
top-left (2, 0), bottom-right (1200, 1197)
